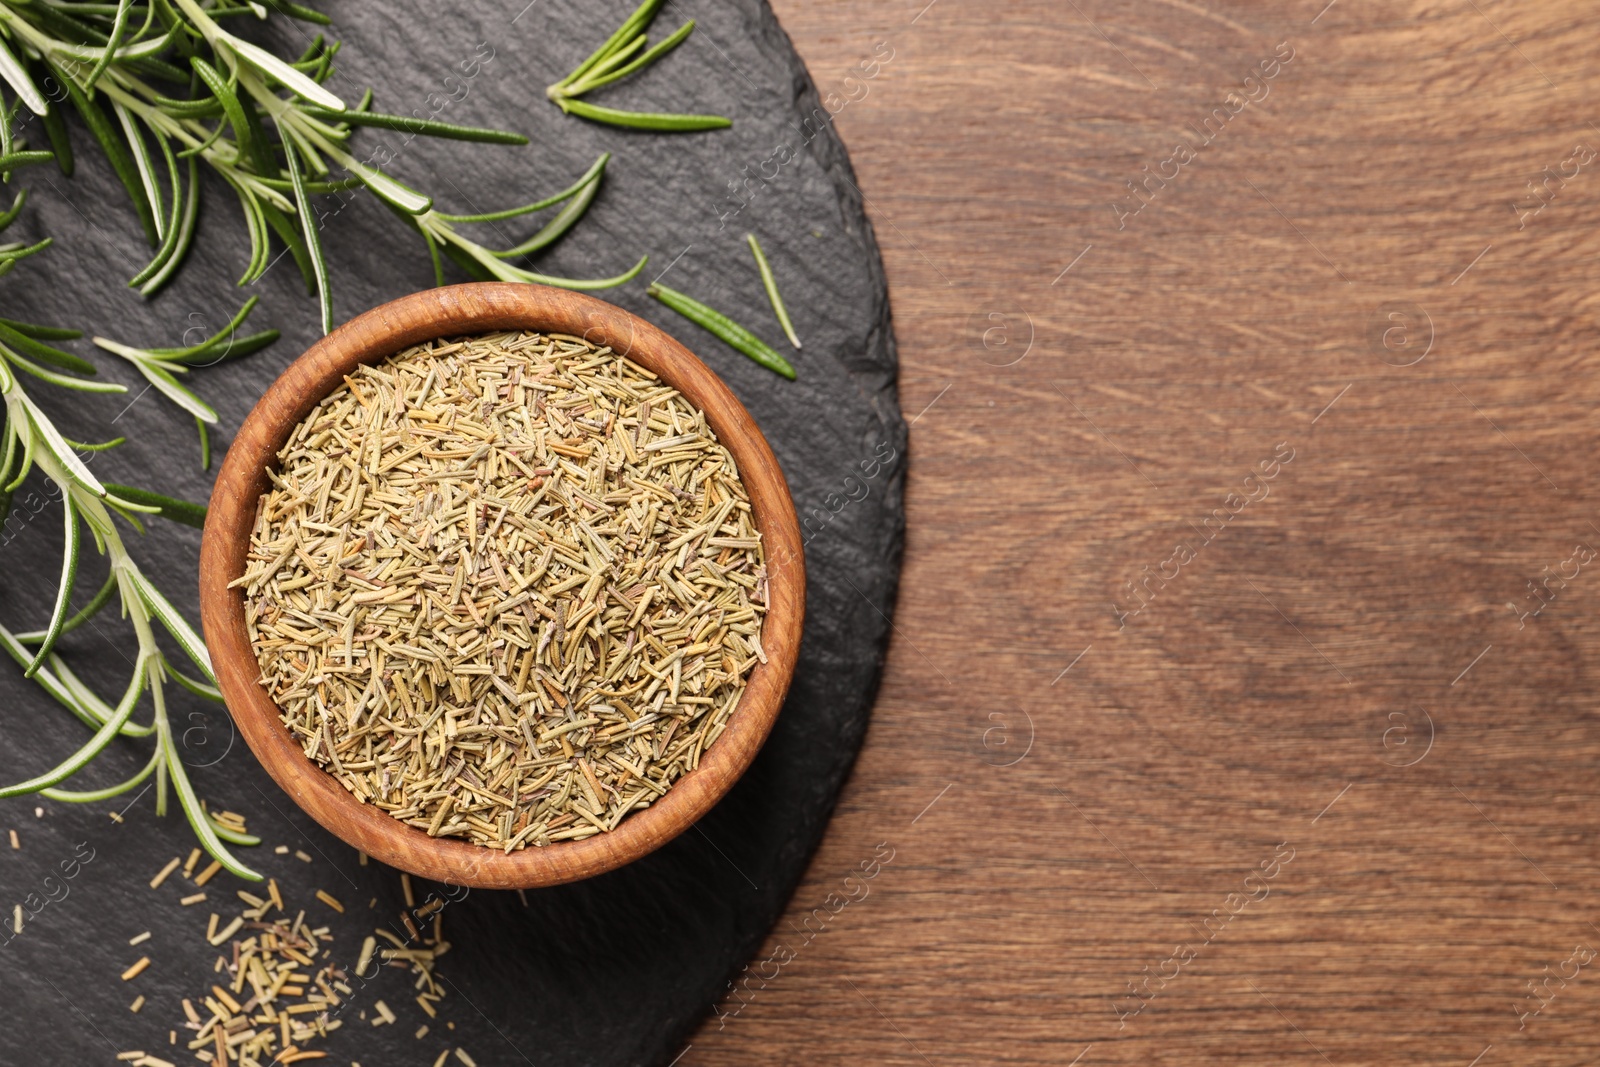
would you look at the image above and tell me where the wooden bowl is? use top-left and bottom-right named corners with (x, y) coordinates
top-left (199, 282), bottom-right (804, 889)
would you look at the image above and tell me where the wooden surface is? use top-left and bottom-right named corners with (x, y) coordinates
top-left (688, 2), bottom-right (1600, 1064)
top-left (201, 283), bottom-right (805, 889)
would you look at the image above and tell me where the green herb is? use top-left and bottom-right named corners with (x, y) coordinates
top-left (0, 205), bottom-right (258, 881)
top-left (414, 152), bottom-right (646, 290)
top-left (648, 281), bottom-right (796, 380)
top-left (101, 482), bottom-right (208, 529)
top-left (93, 295), bottom-right (278, 468)
top-left (547, 0), bottom-right (731, 132)
top-left (746, 233), bottom-right (801, 349)
top-left (0, 0), bottom-right (644, 327)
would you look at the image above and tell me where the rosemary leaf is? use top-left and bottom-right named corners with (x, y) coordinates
top-left (81, 0), bottom-right (135, 93)
top-left (421, 225), bottom-right (445, 287)
top-left (23, 497), bottom-right (79, 677)
top-left (59, 436), bottom-right (125, 452)
top-left (39, 25), bottom-right (178, 64)
top-left (0, 623), bottom-right (104, 725)
top-left (420, 204), bottom-right (647, 290)
top-left (135, 157), bottom-right (201, 296)
top-left (111, 101), bottom-right (166, 241)
top-left (747, 233), bottom-right (802, 349)
top-left (257, 0), bottom-right (333, 26)
top-left (127, 138), bottom-right (188, 289)
top-left (128, 568), bottom-right (212, 677)
top-left (191, 56), bottom-right (276, 177)
top-left (435, 152), bottom-right (609, 224)
top-left (39, 746), bottom-right (160, 802)
top-left (256, 181), bottom-right (315, 295)
top-left (227, 34), bottom-right (345, 111)
top-left (0, 190), bottom-right (30, 232)
top-left (648, 282), bottom-right (796, 380)
top-left (282, 132), bottom-right (332, 332)
top-left (3, 349), bottom-right (126, 393)
top-left (0, 314), bottom-right (81, 341)
top-left (0, 235), bottom-right (53, 274)
top-left (0, 35), bottom-right (47, 114)
top-left (16, 393), bottom-right (111, 495)
top-left (492, 164), bottom-right (605, 258)
top-left (164, 657), bottom-right (223, 702)
top-left (555, 0), bottom-right (667, 91)
top-left (339, 151), bottom-right (432, 213)
top-left (13, 3), bottom-right (111, 49)
top-left (575, 34), bottom-right (648, 91)
top-left (299, 105), bottom-right (529, 144)
top-left (1, 415), bottom-right (33, 495)
top-left (555, 98), bottom-right (730, 131)
top-left (52, 62), bottom-right (158, 243)
top-left (161, 329), bottom-right (279, 366)
top-left (165, 744), bottom-right (261, 880)
top-left (91, 339), bottom-right (218, 422)
top-left (149, 294), bottom-right (269, 360)
top-left (44, 572), bottom-right (119, 641)
top-left (40, 102), bottom-right (73, 176)
top-left (207, 813), bottom-right (260, 845)
top-left (0, 150), bottom-right (55, 172)
top-left (571, 19), bottom-right (696, 96)
top-left (149, 91), bottom-right (226, 119)
top-left (47, 652), bottom-right (153, 737)
top-left (233, 184), bottom-right (271, 285)
top-left (0, 321), bottom-right (98, 375)
top-left (0, 664), bottom-right (144, 797)
top-left (102, 483), bottom-right (208, 528)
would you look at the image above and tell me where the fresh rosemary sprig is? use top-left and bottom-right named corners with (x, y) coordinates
top-left (0, 192), bottom-right (261, 878)
top-left (92, 293), bottom-right (278, 468)
top-left (0, 316), bottom-right (262, 880)
top-left (0, 0), bottom-right (644, 331)
top-left (547, 0), bottom-right (731, 132)
top-left (648, 281), bottom-right (796, 380)
top-left (406, 150), bottom-right (645, 293)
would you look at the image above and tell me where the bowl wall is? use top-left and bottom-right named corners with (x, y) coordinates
top-left (198, 283), bottom-right (804, 889)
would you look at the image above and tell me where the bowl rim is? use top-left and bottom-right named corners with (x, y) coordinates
top-left (198, 282), bottom-right (804, 889)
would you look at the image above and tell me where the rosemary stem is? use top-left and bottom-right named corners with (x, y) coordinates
top-left (0, 347), bottom-right (258, 877)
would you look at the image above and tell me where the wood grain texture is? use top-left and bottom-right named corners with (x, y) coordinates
top-left (200, 282), bottom-right (804, 889)
top-left (687, 1), bottom-right (1600, 1064)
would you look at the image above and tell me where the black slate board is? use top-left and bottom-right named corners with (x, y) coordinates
top-left (0, 2), bottom-right (904, 1064)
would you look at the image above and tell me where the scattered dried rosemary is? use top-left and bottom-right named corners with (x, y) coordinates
top-left (238, 331), bottom-right (769, 849)
top-left (166, 876), bottom-right (344, 1066)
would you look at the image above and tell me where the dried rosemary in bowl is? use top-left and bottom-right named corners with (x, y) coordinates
top-left (234, 332), bottom-right (769, 850)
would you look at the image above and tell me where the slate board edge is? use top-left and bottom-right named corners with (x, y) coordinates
top-left (662, 5), bottom-right (909, 1061)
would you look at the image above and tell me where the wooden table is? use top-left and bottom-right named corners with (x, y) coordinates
top-left (687, 2), bottom-right (1600, 1064)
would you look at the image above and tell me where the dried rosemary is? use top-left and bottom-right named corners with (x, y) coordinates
top-left (238, 331), bottom-right (769, 850)
top-left (180, 881), bottom-right (343, 1064)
